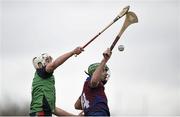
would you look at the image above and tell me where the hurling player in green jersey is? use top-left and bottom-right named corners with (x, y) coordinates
top-left (30, 46), bottom-right (83, 116)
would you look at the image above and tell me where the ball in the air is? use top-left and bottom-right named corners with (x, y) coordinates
top-left (118, 45), bottom-right (124, 51)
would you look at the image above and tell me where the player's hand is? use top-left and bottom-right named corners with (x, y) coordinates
top-left (78, 111), bottom-right (84, 116)
top-left (73, 46), bottom-right (84, 55)
top-left (103, 48), bottom-right (112, 60)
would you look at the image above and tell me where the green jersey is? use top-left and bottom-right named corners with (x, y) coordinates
top-left (30, 70), bottom-right (56, 113)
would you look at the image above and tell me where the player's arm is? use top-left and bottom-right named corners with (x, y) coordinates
top-left (90, 48), bottom-right (112, 87)
top-left (46, 47), bottom-right (83, 73)
top-left (74, 97), bottom-right (82, 110)
top-left (53, 107), bottom-right (75, 116)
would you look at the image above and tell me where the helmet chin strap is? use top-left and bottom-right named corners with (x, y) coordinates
top-left (84, 71), bottom-right (90, 75)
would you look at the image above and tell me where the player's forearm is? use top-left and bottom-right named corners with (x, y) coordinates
top-left (54, 107), bottom-right (75, 116)
top-left (52, 51), bottom-right (74, 69)
top-left (91, 59), bottom-right (107, 86)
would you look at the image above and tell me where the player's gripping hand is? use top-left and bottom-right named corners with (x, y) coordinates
top-left (103, 48), bottom-right (112, 61)
top-left (73, 46), bottom-right (84, 55)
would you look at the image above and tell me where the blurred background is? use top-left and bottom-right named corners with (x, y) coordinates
top-left (0, 0), bottom-right (180, 116)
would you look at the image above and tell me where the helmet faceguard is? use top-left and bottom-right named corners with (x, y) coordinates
top-left (101, 67), bottom-right (110, 85)
top-left (32, 53), bottom-right (52, 69)
top-left (41, 53), bottom-right (53, 66)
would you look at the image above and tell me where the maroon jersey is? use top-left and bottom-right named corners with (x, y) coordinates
top-left (80, 77), bottom-right (110, 116)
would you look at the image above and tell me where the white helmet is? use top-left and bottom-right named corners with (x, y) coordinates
top-left (32, 53), bottom-right (52, 69)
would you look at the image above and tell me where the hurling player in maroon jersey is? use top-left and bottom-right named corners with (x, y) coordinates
top-left (74, 48), bottom-right (112, 116)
